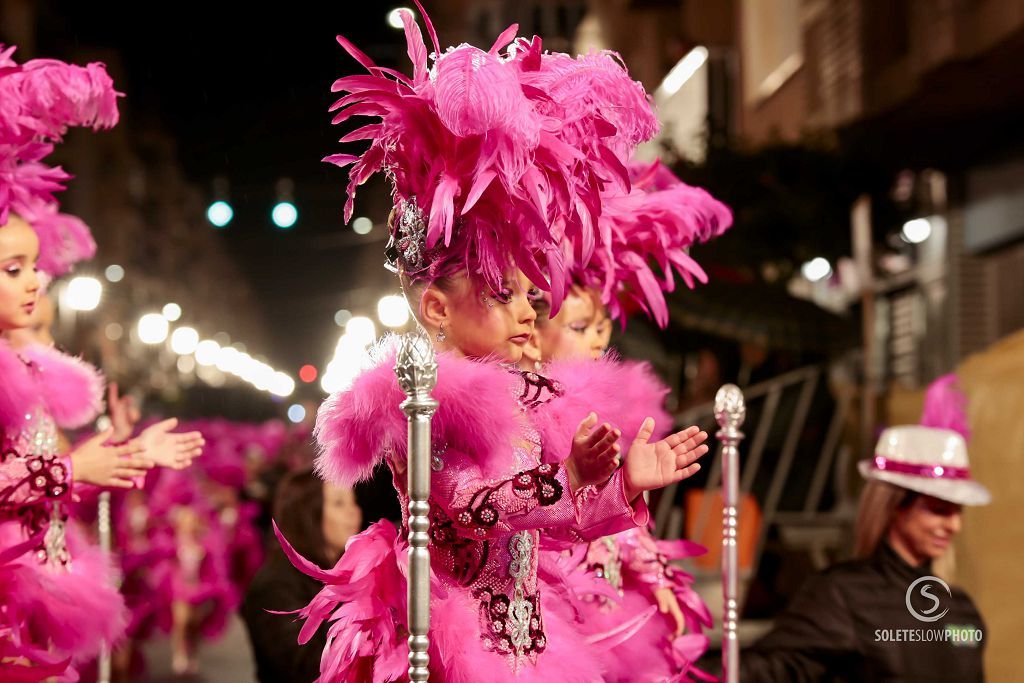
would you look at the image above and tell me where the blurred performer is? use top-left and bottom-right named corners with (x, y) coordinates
top-left (274, 5), bottom-right (713, 681)
top-left (742, 376), bottom-right (989, 682)
top-left (241, 469), bottom-right (365, 683)
top-left (0, 44), bottom-right (202, 680)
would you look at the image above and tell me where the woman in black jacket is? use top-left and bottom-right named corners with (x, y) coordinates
top-left (742, 422), bottom-right (990, 682)
top-left (241, 466), bottom-right (399, 682)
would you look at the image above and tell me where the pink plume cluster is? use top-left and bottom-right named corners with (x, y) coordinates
top-left (0, 44), bottom-right (120, 276)
top-left (324, 3), bottom-right (664, 311)
top-left (920, 373), bottom-right (971, 439)
top-left (573, 159), bottom-right (733, 327)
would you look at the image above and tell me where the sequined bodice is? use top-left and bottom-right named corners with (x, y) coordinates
top-left (0, 408), bottom-right (72, 569)
top-left (392, 424), bottom-right (555, 662)
top-left (383, 367), bottom-right (644, 671)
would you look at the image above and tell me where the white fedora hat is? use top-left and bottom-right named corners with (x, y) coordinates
top-left (858, 425), bottom-right (992, 506)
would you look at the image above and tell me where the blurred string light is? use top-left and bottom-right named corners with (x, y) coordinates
top-left (801, 257), bottom-right (833, 283)
top-left (104, 264), bottom-right (125, 283)
top-left (387, 7), bottom-right (412, 29)
top-left (63, 276), bottom-right (103, 312)
top-left (299, 364), bottom-right (318, 383)
top-left (321, 320), bottom-right (380, 394)
top-left (164, 328), bottom-right (295, 397)
top-left (287, 404), bottom-right (306, 423)
top-left (176, 355), bottom-right (196, 374)
top-left (345, 316), bottom-right (376, 346)
top-left (162, 302), bottom-right (182, 322)
top-left (170, 326), bottom-right (200, 355)
top-left (657, 46), bottom-right (708, 97)
top-left (352, 216), bottom-right (373, 235)
top-left (377, 294), bottom-right (410, 328)
top-left (195, 340), bottom-right (220, 366)
top-left (137, 313), bottom-right (169, 345)
top-left (207, 200), bottom-right (233, 228)
top-left (900, 218), bottom-right (932, 244)
top-left (334, 309), bottom-right (352, 327)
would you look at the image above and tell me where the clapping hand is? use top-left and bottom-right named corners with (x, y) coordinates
top-left (623, 420), bottom-right (708, 502)
top-left (565, 412), bottom-right (622, 492)
top-left (136, 418), bottom-right (204, 470)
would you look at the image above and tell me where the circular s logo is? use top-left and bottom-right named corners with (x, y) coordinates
top-left (906, 576), bottom-right (951, 623)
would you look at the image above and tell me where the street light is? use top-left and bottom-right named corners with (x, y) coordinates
top-left (901, 218), bottom-right (932, 244)
top-left (207, 200), bottom-right (233, 228)
top-left (657, 46), bottom-right (709, 97)
top-left (801, 257), bottom-right (832, 283)
top-left (64, 276), bottom-right (103, 311)
top-left (353, 216), bottom-right (373, 235)
top-left (272, 201), bottom-right (298, 229)
top-left (387, 7), bottom-right (412, 29)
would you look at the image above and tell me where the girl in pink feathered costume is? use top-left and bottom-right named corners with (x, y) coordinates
top-left (530, 160), bottom-right (732, 682)
top-left (273, 5), bottom-right (714, 681)
top-left (0, 45), bottom-right (203, 680)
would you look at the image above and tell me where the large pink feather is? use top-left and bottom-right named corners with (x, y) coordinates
top-left (920, 373), bottom-right (971, 439)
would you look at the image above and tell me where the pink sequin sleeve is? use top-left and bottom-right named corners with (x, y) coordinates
top-left (566, 470), bottom-right (649, 541)
top-left (430, 456), bottom-right (643, 542)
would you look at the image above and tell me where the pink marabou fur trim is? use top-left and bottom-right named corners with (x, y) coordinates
top-left (536, 354), bottom-right (673, 465)
top-left (314, 337), bottom-right (522, 488)
top-left (0, 341), bottom-right (104, 430)
top-left (314, 339), bottom-right (675, 487)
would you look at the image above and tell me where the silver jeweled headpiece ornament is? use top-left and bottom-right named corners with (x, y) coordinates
top-left (385, 196), bottom-right (431, 276)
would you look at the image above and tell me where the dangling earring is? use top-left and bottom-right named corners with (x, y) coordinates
top-left (436, 322), bottom-right (447, 343)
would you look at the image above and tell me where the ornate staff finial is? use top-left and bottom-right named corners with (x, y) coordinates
top-left (714, 384), bottom-right (746, 433)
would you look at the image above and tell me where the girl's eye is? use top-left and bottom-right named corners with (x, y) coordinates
top-left (493, 288), bottom-right (513, 304)
top-left (3, 265), bottom-right (20, 277)
top-left (526, 288), bottom-right (543, 302)
top-left (569, 321), bottom-right (589, 334)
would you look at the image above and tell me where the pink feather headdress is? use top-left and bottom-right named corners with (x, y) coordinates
top-left (572, 159), bottom-right (733, 327)
top-left (324, 3), bottom-right (660, 310)
top-left (0, 44), bottom-right (120, 276)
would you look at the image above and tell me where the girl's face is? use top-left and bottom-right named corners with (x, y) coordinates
top-left (434, 270), bottom-right (539, 363)
top-left (890, 494), bottom-right (963, 563)
top-left (536, 287), bottom-right (605, 361)
top-left (7, 292), bottom-right (54, 347)
top-left (0, 216), bottom-right (41, 332)
top-left (322, 483), bottom-right (362, 560)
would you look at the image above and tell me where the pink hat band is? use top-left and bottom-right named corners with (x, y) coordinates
top-left (870, 455), bottom-right (971, 481)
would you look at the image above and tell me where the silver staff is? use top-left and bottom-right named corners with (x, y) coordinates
top-left (395, 329), bottom-right (438, 682)
top-left (97, 491), bottom-right (113, 683)
top-left (715, 384), bottom-right (746, 683)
